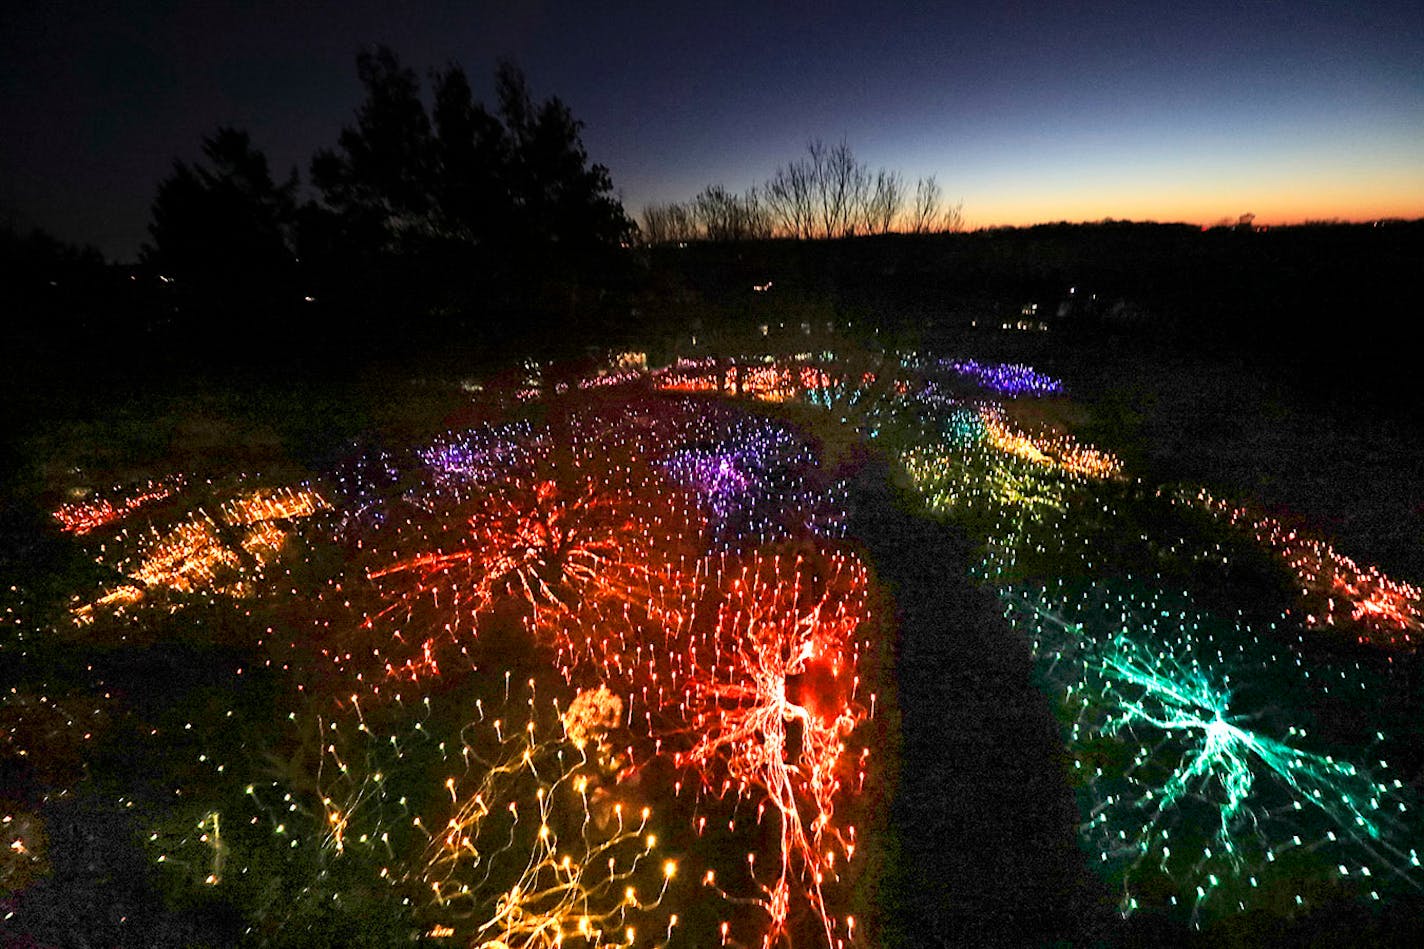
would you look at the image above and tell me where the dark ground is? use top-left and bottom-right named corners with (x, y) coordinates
top-left (847, 451), bottom-right (1424, 948)
top-left (5, 330), bottom-right (1424, 946)
top-left (849, 454), bottom-right (1120, 947)
top-left (927, 327), bottom-right (1424, 585)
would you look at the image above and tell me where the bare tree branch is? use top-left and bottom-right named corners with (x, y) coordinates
top-left (672, 143), bottom-right (961, 240)
top-left (909, 175), bottom-right (941, 233)
top-left (765, 157), bottom-right (816, 238)
top-left (863, 169), bottom-right (904, 235)
top-left (691, 185), bottom-right (773, 241)
top-left (640, 201), bottom-right (697, 244)
top-left (941, 197), bottom-right (964, 233)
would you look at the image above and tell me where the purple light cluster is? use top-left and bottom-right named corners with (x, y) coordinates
top-left (661, 415), bottom-right (845, 547)
top-left (665, 450), bottom-right (755, 523)
top-left (909, 379), bottom-right (967, 412)
top-left (418, 422), bottom-right (542, 490)
top-left (944, 359), bottom-right (1063, 397)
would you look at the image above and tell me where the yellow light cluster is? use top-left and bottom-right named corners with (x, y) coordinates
top-left (2, 809), bottom-right (49, 893)
top-left (414, 700), bottom-right (671, 945)
top-left (979, 407), bottom-right (1122, 480)
top-left (72, 485), bottom-right (329, 623)
top-left (221, 486), bottom-right (330, 525)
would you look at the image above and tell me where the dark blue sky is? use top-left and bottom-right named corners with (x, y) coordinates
top-left (3, 0), bottom-right (1421, 260)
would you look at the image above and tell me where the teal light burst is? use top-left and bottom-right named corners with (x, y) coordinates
top-left (1075, 630), bottom-right (1419, 919)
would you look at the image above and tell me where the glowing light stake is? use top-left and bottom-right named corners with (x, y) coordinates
top-left (198, 811), bottom-right (226, 885)
top-left (653, 358), bottom-right (726, 394)
top-left (899, 407), bottom-right (1073, 518)
top-left (667, 449), bottom-right (752, 521)
top-left (146, 807), bottom-right (231, 890)
top-left (282, 676), bottom-right (676, 947)
top-left (902, 440), bottom-right (1069, 518)
top-left (882, 370), bottom-right (1424, 924)
top-left (992, 579), bottom-right (1423, 923)
top-left (978, 406), bottom-right (1122, 480)
top-left (661, 415), bottom-right (847, 547)
top-left (418, 422), bottom-right (545, 493)
top-left (578, 368), bottom-right (645, 391)
top-left (653, 353), bottom-right (894, 418)
top-left (1073, 632), bottom-right (1417, 920)
top-left (422, 694), bottom-right (673, 947)
top-left (350, 402), bottom-right (725, 676)
top-left (1, 808), bottom-right (49, 895)
top-left (221, 486), bottom-right (330, 526)
top-left (793, 356), bottom-right (899, 429)
top-left (734, 364), bottom-right (801, 403)
top-left (74, 516), bottom-right (245, 621)
top-left (52, 475), bottom-right (185, 534)
top-left (364, 467), bottom-right (692, 650)
top-left (324, 444), bottom-right (403, 532)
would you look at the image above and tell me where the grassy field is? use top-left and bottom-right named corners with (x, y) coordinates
top-left (4, 336), bottom-right (1422, 947)
top-left (931, 326), bottom-right (1424, 584)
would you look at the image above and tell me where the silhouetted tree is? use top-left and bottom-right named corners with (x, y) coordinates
top-left (762, 140), bottom-right (904, 238)
top-left (908, 175), bottom-right (940, 233)
top-left (864, 169), bottom-right (905, 234)
top-left (943, 197), bottom-right (965, 233)
top-left (493, 61), bottom-right (634, 252)
top-left (810, 139), bottom-right (868, 238)
top-left (640, 201), bottom-right (697, 244)
top-left (765, 155), bottom-right (818, 238)
top-left (310, 46), bottom-right (434, 248)
top-left (691, 185), bottom-right (773, 241)
top-left (143, 127), bottom-right (299, 320)
top-left (742, 187), bottom-right (774, 239)
top-left (429, 64), bottom-right (510, 244)
top-left (909, 175), bottom-right (962, 233)
top-left (306, 48), bottom-right (633, 338)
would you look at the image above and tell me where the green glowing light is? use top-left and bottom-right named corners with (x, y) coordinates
top-left (1096, 634), bottom-right (1389, 847)
top-left (1068, 628), bottom-right (1419, 919)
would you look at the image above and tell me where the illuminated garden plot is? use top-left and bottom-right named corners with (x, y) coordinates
top-left (146, 672), bottom-right (678, 946)
top-left (644, 544), bottom-right (873, 948)
top-left (52, 474), bottom-right (186, 535)
top-left (1176, 487), bottom-right (1424, 648)
top-left (661, 413), bottom-right (846, 548)
top-left (9, 351), bottom-right (1424, 945)
top-left (71, 484), bottom-right (330, 623)
top-left (860, 354), bottom-right (1424, 926)
top-left (940, 358), bottom-right (1064, 397)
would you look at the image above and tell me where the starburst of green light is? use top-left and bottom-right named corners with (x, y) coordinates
top-left (1073, 630), bottom-right (1420, 918)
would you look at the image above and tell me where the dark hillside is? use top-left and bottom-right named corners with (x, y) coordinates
top-left (642, 220), bottom-right (1424, 416)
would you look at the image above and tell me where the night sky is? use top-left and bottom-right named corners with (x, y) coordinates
top-left (3, 0), bottom-right (1421, 261)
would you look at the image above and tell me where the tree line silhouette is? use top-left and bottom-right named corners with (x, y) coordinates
top-left (141, 46), bottom-right (634, 352)
top-left (640, 140), bottom-right (963, 243)
top-left (4, 42), bottom-right (1422, 424)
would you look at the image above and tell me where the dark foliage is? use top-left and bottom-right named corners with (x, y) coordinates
top-left (3, 45), bottom-right (639, 398)
top-left (305, 48), bottom-right (635, 342)
top-left (143, 128), bottom-right (300, 326)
